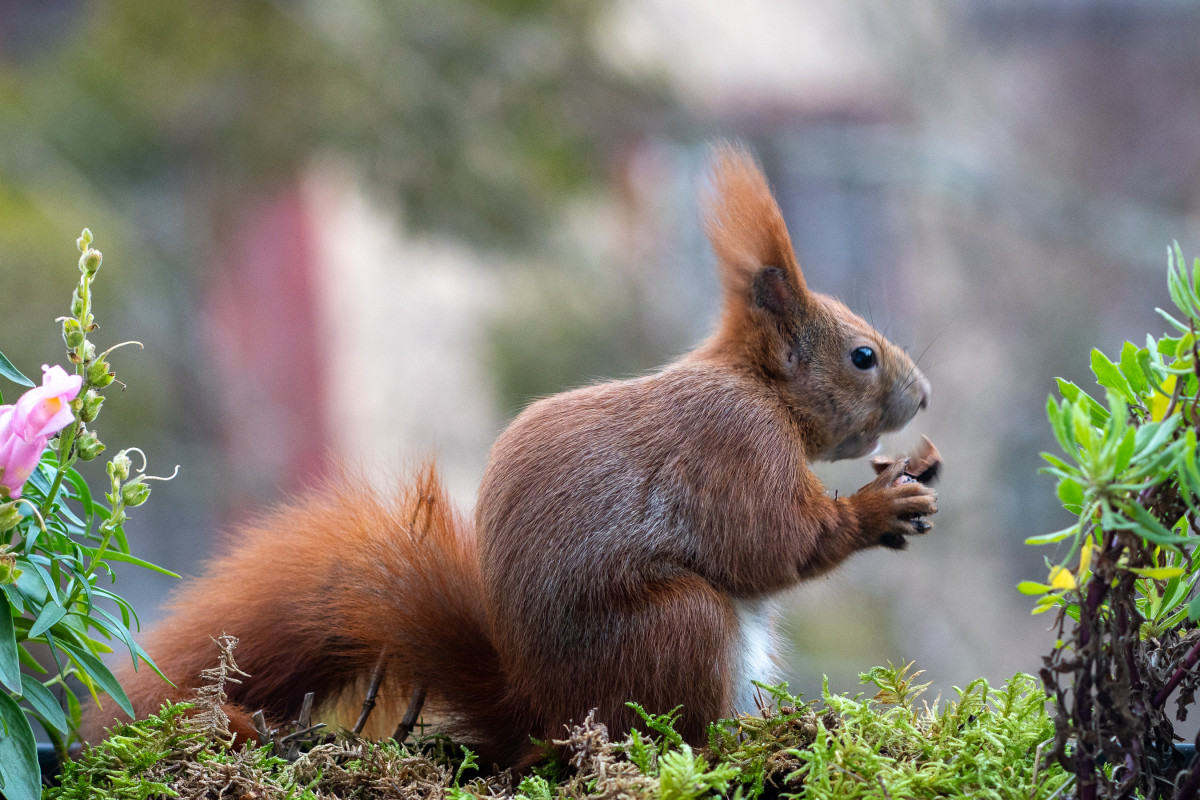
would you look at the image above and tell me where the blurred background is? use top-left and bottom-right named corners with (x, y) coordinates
top-left (2, 0), bottom-right (1200, 708)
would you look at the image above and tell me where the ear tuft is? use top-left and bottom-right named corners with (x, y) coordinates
top-left (704, 143), bottom-right (807, 305)
top-left (704, 143), bottom-right (810, 355)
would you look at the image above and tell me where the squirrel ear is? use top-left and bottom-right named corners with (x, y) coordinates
top-left (752, 265), bottom-right (800, 320)
top-left (704, 143), bottom-right (811, 346)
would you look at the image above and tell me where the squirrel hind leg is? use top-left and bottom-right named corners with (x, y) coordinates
top-left (524, 572), bottom-right (738, 751)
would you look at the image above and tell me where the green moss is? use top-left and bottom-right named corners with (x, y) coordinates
top-left (48, 665), bottom-right (1068, 799)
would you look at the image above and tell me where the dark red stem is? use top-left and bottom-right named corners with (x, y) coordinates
top-left (1153, 637), bottom-right (1200, 709)
top-left (1075, 528), bottom-right (1118, 800)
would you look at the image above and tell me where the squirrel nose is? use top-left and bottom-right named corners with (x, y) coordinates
top-left (916, 375), bottom-right (931, 410)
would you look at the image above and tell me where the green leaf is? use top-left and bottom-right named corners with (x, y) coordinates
top-left (95, 551), bottom-right (180, 578)
top-left (65, 686), bottom-right (81, 731)
top-left (1166, 243), bottom-right (1200, 323)
top-left (16, 648), bottom-right (45, 675)
top-left (1092, 348), bottom-right (1134, 402)
top-left (1046, 396), bottom-right (1074, 454)
top-left (1114, 426), bottom-right (1137, 475)
top-left (0, 692), bottom-right (41, 800)
top-left (1025, 526), bottom-right (1078, 545)
top-left (0, 352), bottom-right (33, 389)
top-left (23, 563), bottom-right (60, 608)
top-left (1031, 594), bottom-right (1061, 615)
top-left (1140, 345), bottom-right (1167, 394)
top-left (90, 607), bottom-right (168, 683)
top-left (1123, 502), bottom-right (1185, 549)
top-left (27, 602), bottom-right (67, 640)
top-left (1169, 247), bottom-right (1189, 315)
top-left (21, 462), bottom-right (55, 504)
top-left (1130, 566), bottom-right (1186, 580)
top-left (1040, 452), bottom-right (1077, 474)
top-left (1, 585), bottom-right (26, 617)
top-left (1017, 581), bottom-right (1051, 595)
top-left (1134, 418), bottom-right (1178, 458)
top-left (1188, 593), bottom-right (1200, 622)
top-left (56, 640), bottom-right (134, 718)
top-left (1181, 332), bottom-right (1197, 364)
top-left (19, 676), bottom-right (67, 735)
top-left (1057, 478), bottom-right (1084, 509)
top-left (1120, 341), bottom-right (1149, 397)
top-left (62, 470), bottom-right (99, 539)
top-left (1162, 569), bottom-right (1190, 614)
top-left (1157, 307), bottom-right (1190, 333)
top-left (1056, 378), bottom-right (1109, 425)
top-left (41, 629), bottom-right (65, 677)
top-left (0, 595), bottom-right (23, 695)
top-left (1183, 435), bottom-right (1200, 507)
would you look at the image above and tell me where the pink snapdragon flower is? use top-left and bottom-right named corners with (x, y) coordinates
top-left (0, 365), bottom-right (83, 498)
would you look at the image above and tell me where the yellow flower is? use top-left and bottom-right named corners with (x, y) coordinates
top-left (1148, 373), bottom-right (1177, 421)
top-left (1049, 565), bottom-right (1078, 591)
top-left (1079, 537), bottom-right (1094, 575)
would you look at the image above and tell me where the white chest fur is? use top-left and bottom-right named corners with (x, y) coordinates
top-left (729, 597), bottom-right (780, 715)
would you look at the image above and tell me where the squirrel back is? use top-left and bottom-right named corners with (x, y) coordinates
top-left (91, 145), bottom-right (937, 768)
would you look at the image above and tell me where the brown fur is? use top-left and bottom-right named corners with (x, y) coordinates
top-left (88, 145), bottom-right (936, 769)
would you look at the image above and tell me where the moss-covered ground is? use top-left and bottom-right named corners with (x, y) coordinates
top-left (46, 663), bottom-right (1069, 800)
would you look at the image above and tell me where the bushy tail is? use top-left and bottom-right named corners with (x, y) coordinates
top-left (87, 466), bottom-right (532, 766)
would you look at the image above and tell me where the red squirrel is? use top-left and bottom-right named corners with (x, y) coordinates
top-left (89, 144), bottom-right (937, 768)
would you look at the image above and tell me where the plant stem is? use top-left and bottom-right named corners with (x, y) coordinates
top-left (64, 522), bottom-right (116, 610)
top-left (1116, 596), bottom-right (1148, 797)
top-left (39, 428), bottom-right (78, 520)
top-left (1075, 529), bottom-right (1115, 800)
top-left (1153, 637), bottom-right (1200, 709)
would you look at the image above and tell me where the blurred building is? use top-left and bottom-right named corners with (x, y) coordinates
top-left (4, 0), bottom-right (1200, 716)
top-left (171, 2), bottom-right (1200, 704)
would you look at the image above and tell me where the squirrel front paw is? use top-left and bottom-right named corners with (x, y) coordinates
top-left (849, 457), bottom-right (938, 551)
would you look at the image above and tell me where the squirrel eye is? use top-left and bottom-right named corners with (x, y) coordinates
top-left (850, 346), bottom-right (877, 370)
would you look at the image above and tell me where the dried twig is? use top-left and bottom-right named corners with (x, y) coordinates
top-left (286, 692), bottom-right (318, 760)
top-left (393, 685), bottom-right (427, 743)
top-left (354, 650), bottom-right (388, 735)
top-left (252, 710), bottom-right (272, 748)
top-left (297, 691), bottom-right (314, 728)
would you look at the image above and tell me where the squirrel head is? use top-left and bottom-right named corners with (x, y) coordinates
top-left (702, 143), bottom-right (930, 461)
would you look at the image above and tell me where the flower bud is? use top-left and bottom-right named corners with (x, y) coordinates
top-left (79, 389), bottom-right (104, 423)
top-left (76, 228), bottom-right (92, 253)
top-left (0, 503), bottom-right (22, 533)
top-left (0, 553), bottom-right (21, 585)
top-left (70, 286), bottom-right (86, 318)
top-left (86, 359), bottom-right (114, 388)
top-left (80, 248), bottom-right (102, 276)
top-left (107, 450), bottom-right (132, 482)
top-left (75, 429), bottom-right (105, 461)
top-left (120, 478), bottom-right (151, 508)
top-left (63, 325), bottom-right (85, 349)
